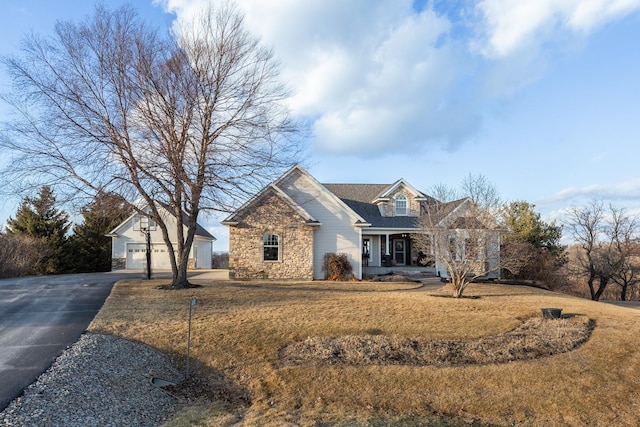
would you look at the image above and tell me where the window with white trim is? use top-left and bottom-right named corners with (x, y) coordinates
top-left (263, 234), bottom-right (279, 261)
top-left (395, 194), bottom-right (407, 216)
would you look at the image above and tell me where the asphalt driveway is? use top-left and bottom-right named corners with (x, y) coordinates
top-left (0, 272), bottom-right (142, 411)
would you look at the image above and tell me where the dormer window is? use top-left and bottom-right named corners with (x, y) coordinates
top-left (395, 195), bottom-right (407, 216)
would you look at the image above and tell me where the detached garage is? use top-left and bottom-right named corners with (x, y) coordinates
top-left (107, 204), bottom-right (215, 271)
top-left (126, 243), bottom-right (175, 270)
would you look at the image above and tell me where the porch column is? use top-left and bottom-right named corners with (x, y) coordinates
top-left (384, 233), bottom-right (391, 267)
top-left (357, 229), bottom-right (363, 280)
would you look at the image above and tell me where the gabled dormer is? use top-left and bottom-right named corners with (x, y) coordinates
top-left (372, 179), bottom-right (430, 217)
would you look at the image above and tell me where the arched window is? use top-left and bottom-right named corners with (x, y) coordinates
top-left (263, 234), bottom-right (279, 261)
top-left (395, 194), bottom-right (407, 216)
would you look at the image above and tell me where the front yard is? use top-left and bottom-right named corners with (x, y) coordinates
top-left (89, 279), bottom-right (640, 426)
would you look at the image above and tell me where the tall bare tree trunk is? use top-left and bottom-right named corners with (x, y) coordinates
top-left (0, 3), bottom-right (301, 291)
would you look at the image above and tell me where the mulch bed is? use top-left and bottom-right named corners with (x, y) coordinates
top-left (368, 273), bottom-right (423, 283)
top-left (280, 316), bottom-right (594, 367)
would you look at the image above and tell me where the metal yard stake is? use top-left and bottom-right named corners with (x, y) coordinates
top-left (186, 297), bottom-right (197, 379)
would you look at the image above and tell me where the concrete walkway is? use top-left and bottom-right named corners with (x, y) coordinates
top-left (187, 269), bottom-right (230, 281)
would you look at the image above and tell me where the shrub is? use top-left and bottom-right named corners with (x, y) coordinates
top-left (0, 233), bottom-right (52, 278)
top-left (323, 253), bottom-right (353, 281)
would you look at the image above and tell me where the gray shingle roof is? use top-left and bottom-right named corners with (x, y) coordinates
top-left (322, 184), bottom-right (390, 204)
top-left (323, 183), bottom-right (436, 229)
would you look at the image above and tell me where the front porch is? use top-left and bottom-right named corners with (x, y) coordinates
top-left (361, 232), bottom-right (437, 275)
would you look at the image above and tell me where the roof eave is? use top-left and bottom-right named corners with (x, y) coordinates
top-left (354, 221), bottom-right (372, 227)
top-left (372, 198), bottom-right (390, 204)
top-left (194, 235), bottom-right (217, 241)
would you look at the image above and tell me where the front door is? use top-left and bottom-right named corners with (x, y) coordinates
top-left (393, 239), bottom-right (405, 266)
top-left (362, 238), bottom-right (370, 266)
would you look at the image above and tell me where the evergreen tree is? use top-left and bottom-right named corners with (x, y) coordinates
top-left (65, 192), bottom-right (131, 272)
top-left (502, 200), bottom-right (567, 281)
top-left (6, 186), bottom-right (70, 274)
top-left (503, 201), bottom-right (565, 256)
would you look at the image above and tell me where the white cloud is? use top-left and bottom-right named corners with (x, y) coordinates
top-left (543, 178), bottom-right (640, 204)
top-left (156, 0), bottom-right (640, 158)
top-left (475, 0), bottom-right (640, 57)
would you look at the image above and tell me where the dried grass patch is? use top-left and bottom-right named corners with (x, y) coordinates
top-left (89, 279), bottom-right (640, 427)
top-left (281, 316), bottom-right (593, 367)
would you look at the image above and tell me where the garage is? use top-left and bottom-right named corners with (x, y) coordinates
top-left (108, 204), bottom-right (215, 271)
top-left (126, 243), bottom-right (175, 270)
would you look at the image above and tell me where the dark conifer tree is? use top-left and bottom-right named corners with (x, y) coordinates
top-left (65, 192), bottom-right (131, 272)
top-left (6, 186), bottom-right (70, 274)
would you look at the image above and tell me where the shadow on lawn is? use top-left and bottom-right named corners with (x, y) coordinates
top-left (163, 356), bottom-right (251, 411)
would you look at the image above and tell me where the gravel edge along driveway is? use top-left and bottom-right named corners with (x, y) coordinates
top-left (0, 333), bottom-right (183, 427)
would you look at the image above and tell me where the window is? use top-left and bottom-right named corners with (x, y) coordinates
top-left (263, 234), bottom-right (279, 261)
top-left (395, 195), bottom-right (407, 216)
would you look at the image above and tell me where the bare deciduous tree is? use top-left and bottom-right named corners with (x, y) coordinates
top-left (607, 207), bottom-right (640, 301)
top-left (0, 233), bottom-right (53, 278)
top-left (1, 4), bottom-right (300, 288)
top-left (461, 172), bottom-right (502, 213)
top-left (415, 175), bottom-right (507, 298)
top-left (565, 200), bottom-right (639, 301)
top-left (565, 200), bottom-right (609, 301)
top-left (417, 199), bottom-right (504, 298)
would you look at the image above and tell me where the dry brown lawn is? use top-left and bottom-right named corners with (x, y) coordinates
top-left (89, 279), bottom-right (640, 426)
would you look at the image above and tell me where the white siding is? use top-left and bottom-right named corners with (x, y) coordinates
top-left (111, 204), bottom-right (214, 270)
top-left (112, 207), bottom-right (181, 259)
top-left (278, 169), bottom-right (363, 279)
top-left (194, 238), bottom-right (213, 269)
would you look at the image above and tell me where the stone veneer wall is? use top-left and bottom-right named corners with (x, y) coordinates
top-left (228, 191), bottom-right (314, 280)
top-left (112, 258), bottom-right (126, 270)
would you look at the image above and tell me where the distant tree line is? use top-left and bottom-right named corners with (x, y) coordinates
top-left (500, 198), bottom-right (640, 301)
top-left (0, 186), bottom-right (130, 278)
top-left (212, 252), bottom-right (229, 269)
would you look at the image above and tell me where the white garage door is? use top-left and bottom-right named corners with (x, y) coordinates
top-left (126, 243), bottom-right (174, 270)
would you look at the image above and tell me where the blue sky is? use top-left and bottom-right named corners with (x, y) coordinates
top-left (1, 0), bottom-right (639, 251)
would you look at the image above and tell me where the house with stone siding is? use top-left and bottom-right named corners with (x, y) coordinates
top-left (222, 165), bottom-right (500, 280)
